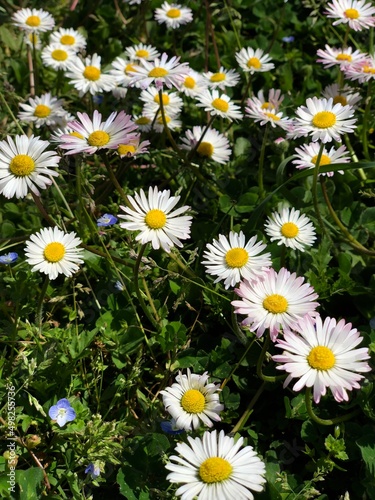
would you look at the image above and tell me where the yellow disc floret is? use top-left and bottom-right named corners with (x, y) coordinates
top-left (154, 93), bottom-right (170, 105)
top-left (184, 76), bottom-right (196, 89)
top-left (344, 8), bottom-right (359, 19)
top-left (247, 57), bottom-right (261, 69)
top-left (145, 209), bottom-right (167, 229)
top-left (26, 15), bottom-right (41, 27)
top-left (118, 144), bottom-right (136, 156)
top-left (263, 294), bottom-right (288, 314)
top-left (167, 8), bottom-right (181, 18)
top-left (336, 53), bottom-right (352, 62)
top-left (60, 34), bottom-right (75, 45)
top-left (135, 49), bottom-right (149, 58)
top-left (264, 111), bottom-right (280, 121)
top-left (181, 389), bottom-right (205, 413)
top-left (44, 242), bottom-right (66, 263)
top-left (148, 67), bottom-right (168, 78)
top-left (210, 72), bottom-right (226, 83)
top-left (311, 154), bottom-right (331, 166)
top-left (51, 49), bottom-right (68, 61)
top-left (212, 98), bottom-right (229, 113)
top-left (34, 104), bottom-right (51, 118)
top-left (199, 457), bottom-right (233, 484)
top-left (83, 66), bottom-right (101, 81)
top-left (281, 222), bottom-right (299, 238)
top-left (312, 111), bottom-right (336, 129)
top-left (307, 346), bottom-right (336, 370)
top-left (87, 131), bottom-right (110, 147)
top-left (197, 142), bottom-right (214, 158)
top-left (9, 155), bottom-right (35, 176)
top-left (225, 248), bottom-right (249, 268)
top-left (333, 95), bottom-right (347, 106)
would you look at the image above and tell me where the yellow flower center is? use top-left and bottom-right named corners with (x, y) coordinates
top-left (184, 76), bottom-right (196, 89)
top-left (212, 98), bottom-right (229, 112)
top-left (43, 242), bottom-right (66, 263)
top-left (199, 457), bottom-right (233, 484)
top-left (210, 72), bottom-right (226, 82)
top-left (336, 53), bottom-right (352, 62)
top-left (333, 95), bottom-right (347, 106)
top-left (167, 8), bottom-right (181, 18)
top-left (26, 15), bottom-right (41, 27)
top-left (247, 57), bottom-right (261, 69)
top-left (281, 222), bottom-right (299, 238)
top-left (363, 65), bottom-right (375, 74)
top-left (148, 67), bottom-right (168, 78)
top-left (51, 49), bottom-right (68, 61)
top-left (263, 294), bottom-right (288, 314)
top-left (9, 154), bottom-right (35, 176)
top-left (344, 8), bottom-right (359, 19)
top-left (118, 144), bottom-right (136, 155)
top-left (28, 33), bottom-right (39, 44)
top-left (136, 117), bottom-right (151, 125)
top-left (225, 247), bottom-right (249, 268)
top-left (34, 104), bottom-right (51, 118)
top-left (197, 141), bottom-right (214, 158)
top-left (69, 131), bottom-right (84, 139)
top-left (264, 111), bottom-right (280, 121)
top-left (311, 153), bottom-right (331, 166)
top-left (145, 209), bottom-right (167, 229)
top-left (60, 34), bottom-right (75, 45)
top-left (83, 66), bottom-right (101, 81)
top-left (154, 93), bottom-right (170, 105)
top-left (125, 63), bottom-right (136, 74)
top-left (307, 346), bottom-right (336, 370)
top-left (312, 111), bottom-right (336, 129)
top-left (135, 49), bottom-right (149, 58)
top-left (261, 101), bottom-right (275, 110)
top-left (87, 131), bottom-right (110, 147)
top-left (157, 115), bottom-right (171, 124)
top-left (181, 389), bottom-right (205, 413)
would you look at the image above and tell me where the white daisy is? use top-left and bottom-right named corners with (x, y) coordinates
top-left (179, 69), bottom-right (208, 98)
top-left (18, 93), bottom-right (67, 128)
top-left (25, 227), bottom-right (84, 280)
top-left (245, 98), bottom-right (291, 129)
top-left (0, 135), bottom-right (60, 199)
top-left (196, 90), bottom-right (243, 121)
top-left (203, 67), bottom-right (241, 90)
top-left (127, 53), bottom-right (189, 90)
top-left (12, 8), bottom-right (55, 33)
top-left (316, 45), bottom-right (367, 68)
top-left (264, 207), bottom-right (317, 252)
top-left (133, 113), bottom-right (153, 132)
top-left (154, 1), bottom-right (193, 29)
top-left (65, 53), bottom-right (116, 96)
top-left (251, 88), bottom-right (285, 112)
top-left (49, 27), bottom-right (87, 52)
top-left (116, 134), bottom-right (150, 158)
top-left (160, 369), bottom-right (223, 430)
top-left (235, 47), bottom-right (274, 74)
top-left (166, 429), bottom-right (266, 500)
top-left (41, 43), bottom-right (78, 71)
top-left (325, 0), bottom-right (375, 31)
top-left (180, 126), bottom-right (232, 164)
top-left (25, 32), bottom-right (42, 50)
top-left (150, 111), bottom-right (182, 133)
top-left (58, 110), bottom-right (138, 155)
top-left (293, 142), bottom-right (349, 176)
top-left (294, 97), bottom-right (357, 143)
top-left (202, 231), bottom-right (271, 289)
top-left (118, 186), bottom-right (192, 252)
top-left (321, 83), bottom-right (362, 108)
top-left (109, 56), bottom-right (140, 88)
top-left (125, 43), bottom-right (160, 62)
top-left (344, 56), bottom-right (375, 82)
top-left (232, 267), bottom-right (319, 341)
top-left (273, 315), bottom-right (371, 403)
top-left (140, 86), bottom-right (183, 115)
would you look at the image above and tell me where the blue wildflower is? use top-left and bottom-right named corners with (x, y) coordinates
top-left (97, 214), bottom-right (118, 227)
top-left (85, 462), bottom-right (101, 479)
top-left (160, 418), bottom-right (185, 435)
top-left (282, 36), bottom-right (295, 43)
top-left (0, 252), bottom-right (18, 264)
top-left (48, 398), bottom-right (76, 427)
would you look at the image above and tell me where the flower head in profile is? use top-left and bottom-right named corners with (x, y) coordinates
top-left (49, 27), bottom-right (86, 52)
top-left (85, 462), bottom-right (101, 479)
top-left (273, 315), bottom-right (371, 403)
top-left (322, 83), bottom-right (362, 109)
top-left (293, 142), bottom-right (349, 176)
top-left (317, 45), bottom-right (367, 69)
top-left (180, 126), bottom-right (232, 164)
top-left (344, 56), bottom-right (375, 82)
top-left (118, 186), bottom-right (192, 252)
top-left (0, 253), bottom-right (18, 264)
top-left (125, 43), bottom-right (160, 62)
top-left (252, 88), bottom-right (285, 112)
top-left (232, 268), bottom-right (319, 341)
top-left (203, 66), bottom-right (241, 90)
top-left (0, 135), bottom-right (60, 199)
top-left (48, 398), bottom-right (76, 427)
top-left (265, 207), bottom-right (317, 251)
top-left (65, 53), bottom-right (116, 96)
top-left (18, 93), bottom-right (67, 128)
top-left (245, 98), bottom-right (291, 129)
top-left (202, 231), bottom-right (271, 289)
top-left (325, 0), bottom-right (375, 31)
top-left (12, 8), bottom-right (55, 33)
top-left (116, 135), bottom-right (150, 158)
top-left (235, 47), bottom-right (274, 74)
top-left (127, 53), bottom-right (189, 90)
top-left (154, 2), bottom-right (193, 29)
top-left (140, 86), bottom-right (183, 116)
top-left (294, 97), bottom-right (357, 142)
top-left (196, 89), bottom-right (243, 121)
top-left (160, 369), bottom-right (223, 431)
top-left (97, 214), bottom-right (118, 227)
top-left (25, 227), bottom-right (84, 280)
top-left (166, 429), bottom-right (266, 499)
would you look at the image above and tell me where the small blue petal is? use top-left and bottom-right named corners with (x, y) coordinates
top-left (97, 214), bottom-right (118, 227)
top-left (282, 36), bottom-right (295, 43)
top-left (160, 420), bottom-right (185, 435)
top-left (48, 398), bottom-right (76, 427)
top-left (85, 463), bottom-right (101, 478)
top-left (0, 252), bottom-right (18, 264)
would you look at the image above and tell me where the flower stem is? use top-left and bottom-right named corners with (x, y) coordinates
top-left (230, 381), bottom-right (266, 436)
top-left (311, 143), bottom-right (329, 239)
top-left (256, 333), bottom-right (287, 383)
top-left (101, 153), bottom-right (132, 208)
top-left (221, 336), bottom-right (257, 391)
top-left (305, 387), bottom-right (361, 426)
top-left (258, 124), bottom-right (269, 199)
top-left (36, 275), bottom-right (50, 330)
top-left (362, 80), bottom-right (373, 161)
top-left (134, 244), bottom-right (160, 331)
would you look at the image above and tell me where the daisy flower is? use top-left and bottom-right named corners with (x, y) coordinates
top-left (18, 93), bottom-right (67, 128)
top-left (294, 97), bottom-right (357, 143)
top-left (125, 43), bottom-right (160, 62)
top-left (25, 32), bottom-right (42, 50)
top-left (235, 47), bottom-right (274, 74)
top-left (118, 186), bottom-right (192, 252)
top-left (325, 0), bottom-right (375, 31)
top-left (140, 86), bottom-right (183, 115)
top-left (25, 227), bottom-right (84, 280)
top-left (166, 429), bottom-right (266, 499)
top-left (202, 231), bottom-right (271, 289)
top-left (151, 111), bottom-right (182, 133)
top-left (109, 57), bottom-right (140, 88)
top-left (0, 135), bottom-right (60, 199)
top-left (293, 142), bottom-right (349, 176)
top-left (203, 67), bottom-right (241, 90)
top-left (154, 1), bottom-right (193, 29)
top-left (321, 83), bottom-right (362, 108)
top-left (12, 8), bottom-right (55, 33)
top-left (196, 90), bottom-right (243, 121)
top-left (116, 134), bottom-right (150, 158)
top-left (160, 369), bottom-right (223, 430)
top-left (180, 126), bottom-right (232, 164)
top-left (179, 69), bottom-right (208, 98)
top-left (49, 27), bottom-right (86, 52)
top-left (127, 53), bottom-right (189, 90)
top-left (133, 114), bottom-right (153, 132)
top-left (344, 56), bottom-right (375, 82)
top-left (41, 43), bottom-right (78, 71)
top-left (232, 267), bottom-right (319, 341)
top-left (65, 53), bottom-right (116, 96)
top-left (251, 88), bottom-right (285, 112)
top-left (59, 110), bottom-right (138, 155)
top-left (316, 45), bottom-right (367, 68)
top-left (273, 315), bottom-right (371, 403)
top-left (264, 207), bottom-right (317, 252)
top-left (245, 99), bottom-right (291, 129)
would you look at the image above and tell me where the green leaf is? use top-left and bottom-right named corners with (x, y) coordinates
top-left (356, 428), bottom-right (375, 478)
top-left (117, 469), bottom-right (138, 500)
top-left (16, 467), bottom-right (44, 500)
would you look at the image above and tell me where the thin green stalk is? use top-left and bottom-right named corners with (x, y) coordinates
top-left (186, 115), bottom-right (216, 162)
top-left (258, 124), bottom-right (269, 199)
top-left (134, 244), bottom-right (160, 331)
top-left (221, 337), bottom-right (257, 391)
top-left (344, 134), bottom-right (366, 181)
top-left (36, 276), bottom-right (50, 330)
top-left (158, 89), bottom-right (182, 156)
top-left (311, 143), bottom-right (329, 239)
top-left (305, 387), bottom-right (361, 426)
top-left (49, 176), bottom-right (74, 218)
top-left (0, 92), bottom-right (24, 134)
top-left (31, 192), bottom-right (58, 227)
top-left (230, 381), bottom-right (266, 436)
top-left (256, 333), bottom-right (287, 383)
top-left (101, 153), bottom-right (132, 208)
top-left (362, 80), bottom-right (373, 161)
